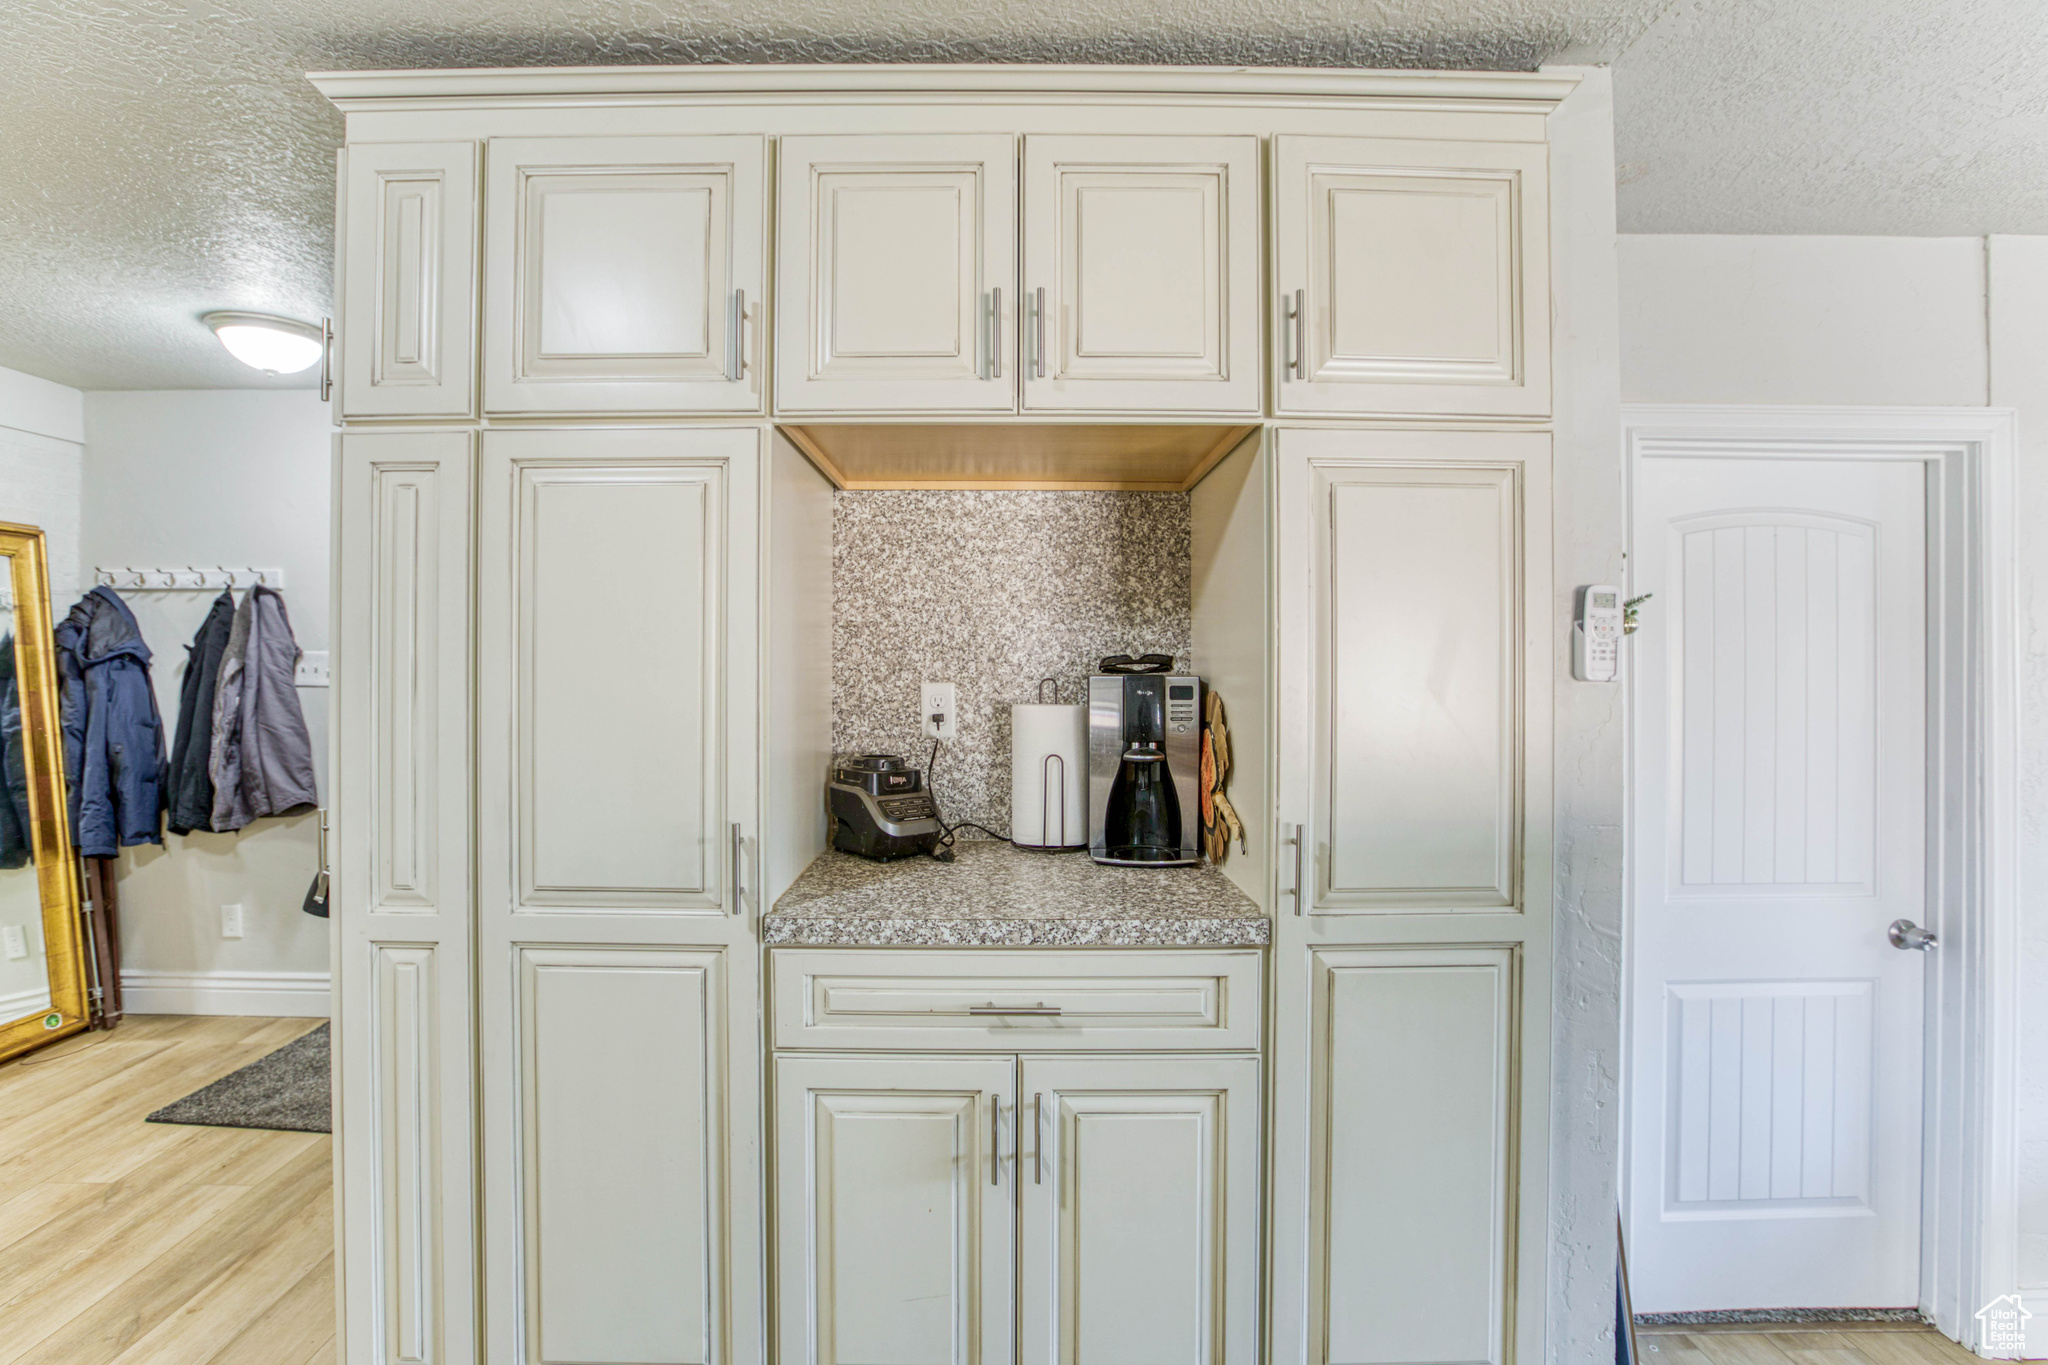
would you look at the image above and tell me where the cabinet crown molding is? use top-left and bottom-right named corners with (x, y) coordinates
top-left (307, 62), bottom-right (1581, 109)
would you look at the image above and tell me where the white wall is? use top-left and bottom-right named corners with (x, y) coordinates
top-left (0, 361), bottom-right (85, 603)
top-left (1621, 234), bottom-right (2045, 1350)
top-left (1621, 236), bottom-right (1989, 407)
top-left (1986, 237), bottom-right (2048, 1354)
top-left (0, 364), bottom-right (85, 1023)
top-left (1548, 69), bottom-right (1629, 1363)
top-left (82, 390), bottom-right (331, 1016)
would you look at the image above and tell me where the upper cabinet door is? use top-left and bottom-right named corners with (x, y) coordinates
top-left (776, 134), bottom-right (1017, 414)
top-left (1275, 136), bottom-right (1550, 418)
top-left (342, 142), bottom-right (478, 418)
top-left (1021, 135), bottom-right (1260, 415)
top-left (484, 136), bottom-right (764, 414)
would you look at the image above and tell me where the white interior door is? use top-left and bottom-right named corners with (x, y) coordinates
top-left (774, 1054), bottom-right (1016, 1365)
top-left (1628, 452), bottom-right (1928, 1312)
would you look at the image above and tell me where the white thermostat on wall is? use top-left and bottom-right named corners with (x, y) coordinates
top-left (1574, 585), bottom-right (1624, 682)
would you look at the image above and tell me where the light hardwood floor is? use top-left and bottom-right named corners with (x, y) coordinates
top-left (1640, 1323), bottom-right (1989, 1365)
top-left (0, 1014), bottom-right (333, 1365)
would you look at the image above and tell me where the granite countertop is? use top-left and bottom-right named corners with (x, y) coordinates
top-left (764, 840), bottom-right (1270, 947)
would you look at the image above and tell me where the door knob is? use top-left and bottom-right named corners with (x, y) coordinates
top-left (1887, 919), bottom-right (1938, 951)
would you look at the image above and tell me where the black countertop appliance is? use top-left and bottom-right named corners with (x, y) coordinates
top-left (828, 755), bottom-right (944, 860)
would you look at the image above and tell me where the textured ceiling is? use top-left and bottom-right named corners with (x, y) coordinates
top-left (1612, 0), bottom-right (2048, 235)
top-left (1, 0), bottom-right (2043, 390)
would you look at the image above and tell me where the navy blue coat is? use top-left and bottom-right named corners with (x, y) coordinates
top-left (54, 588), bottom-right (166, 857)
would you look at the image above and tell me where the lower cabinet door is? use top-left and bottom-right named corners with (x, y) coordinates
top-left (1019, 1055), bottom-right (1260, 1365)
top-left (774, 1055), bottom-right (1016, 1365)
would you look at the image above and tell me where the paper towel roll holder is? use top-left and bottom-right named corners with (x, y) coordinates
top-left (1012, 678), bottom-right (1086, 853)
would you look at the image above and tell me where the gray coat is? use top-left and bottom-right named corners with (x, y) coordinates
top-left (208, 587), bottom-right (317, 831)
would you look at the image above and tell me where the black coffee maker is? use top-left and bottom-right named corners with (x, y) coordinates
top-left (1087, 669), bottom-right (1201, 867)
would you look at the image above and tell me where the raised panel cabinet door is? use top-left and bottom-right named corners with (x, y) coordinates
top-left (1277, 428), bottom-right (1553, 915)
top-left (1275, 135), bottom-right (1550, 417)
top-left (476, 426), bottom-right (759, 918)
top-left (335, 430), bottom-right (476, 1365)
top-left (1268, 427), bottom-right (1553, 1365)
top-left (475, 425), bottom-right (764, 1365)
top-left (342, 142), bottom-right (478, 417)
top-left (503, 946), bottom-right (731, 1365)
top-left (1020, 134), bottom-right (1260, 415)
top-left (1305, 948), bottom-right (1518, 1365)
top-left (1018, 1055), bottom-right (1259, 1365)
top-left (774, 1055), bottom-right (1016, 1365)
top-left (484, 135), bottom-right (765, 414)
top-left (776, 134), bottom-right (1017, 414)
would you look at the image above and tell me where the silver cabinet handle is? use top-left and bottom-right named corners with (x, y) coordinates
top-left (1288, 822), bottom-right (1305, 914)
top-left (730, 822), bottom-right (745, 915)
top-left (1033, 286), bottom-right (1047, 379)
top-left (727, 289), bottom-right (744, 382)
top-left (968, 1003), bottom-right (1062, 1016)
top-left (1888, 918), bottom-right (1938, 951)
top-left (991, 1098), bottom-right (1001, 1186)
top-left (319, 317), bottom-right (334, 402)
top-left (1287, 289), bottom-right (1305, 379)
top-left (1034, 1092), bottom-right (1044, 1185)
top-left (991, 287), bottom-right (1002, 379)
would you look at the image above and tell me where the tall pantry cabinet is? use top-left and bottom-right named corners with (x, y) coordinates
top-left (319, 64), bottom-right (1586, 1365)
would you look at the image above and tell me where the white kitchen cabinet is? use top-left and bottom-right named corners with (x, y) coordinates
top-left (1020, 135), bottom-right (1260, 415)
top-left (775, 1055), bottom-right (1017, 1365)
top-left (1269, 426), bottom-right (1553, 1365)
top-left (474, 425), bottom-right (763, 1365)
top-left (319, 64), bottom-right (1593, 1365)
top-left (484, 135), bottom-right (765, 414)
top-left (1275, 135), bottom-right (1550, 417)
top-left (340, 142), bottom-right (478, 417)
top-left (776, 134), bottom-right (1018, 414)
top-left (773, 1048), bottom-right (1260, 1365)
top-left (334, 430), bottom-right (477, 1365)
top-left (770, 947), bottom-right (1263, 1051)
top-left (1019, 1055), bottom-right (1260, 1365)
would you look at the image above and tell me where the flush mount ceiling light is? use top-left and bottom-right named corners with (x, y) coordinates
top-left (200, 311), bottom-right (325, 375)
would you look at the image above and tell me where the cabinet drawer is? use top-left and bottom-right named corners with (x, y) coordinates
top-left (772, 949), bottom-right (1261, 1051)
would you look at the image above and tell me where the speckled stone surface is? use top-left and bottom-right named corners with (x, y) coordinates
top-left (765, 841), bottom-right (1268, 947)
top-left (832, 490), bottom-right (1190, 840)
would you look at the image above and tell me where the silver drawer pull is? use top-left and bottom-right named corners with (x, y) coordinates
top-left (968, 1003), bottom-right (1063, 1016)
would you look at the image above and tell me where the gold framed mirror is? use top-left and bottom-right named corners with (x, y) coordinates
top-left (0, 521), bottom-right (89, 1062)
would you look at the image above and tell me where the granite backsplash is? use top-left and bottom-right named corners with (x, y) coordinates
top-left (832, 489), bottom-right (1192, 839)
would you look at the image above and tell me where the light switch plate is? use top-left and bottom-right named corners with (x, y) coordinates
top-left (921, 682), bottom-right (958, 741)
top-left (220, 903), bottom-right (245, 939)
top-left (294, 651), bottom-right (330, 688)
top-left (1, 926), bottom-right (26, 961)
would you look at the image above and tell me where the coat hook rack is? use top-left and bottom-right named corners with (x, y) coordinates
top-left (91, 566), bottom-right (285, 592)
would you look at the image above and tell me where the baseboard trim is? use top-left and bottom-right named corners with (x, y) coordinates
top-left (121, 969), bottom-right (331, 1018)
top-left (0, 985), bottom-right (53, 1020)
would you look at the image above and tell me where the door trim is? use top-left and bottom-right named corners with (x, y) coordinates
top-left (1622, 405), bottom-right (2019, 1354)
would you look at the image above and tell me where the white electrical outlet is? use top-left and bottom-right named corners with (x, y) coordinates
top-left (921, 681), bottom-right (958, 741)
top-left (220, 903), bottom-right (245, 939)
top-left (1, 926), bottom-right (26, 961)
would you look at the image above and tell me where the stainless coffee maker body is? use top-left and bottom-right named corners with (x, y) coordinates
top-left (1087, 674), bottom-right (1202, 867)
